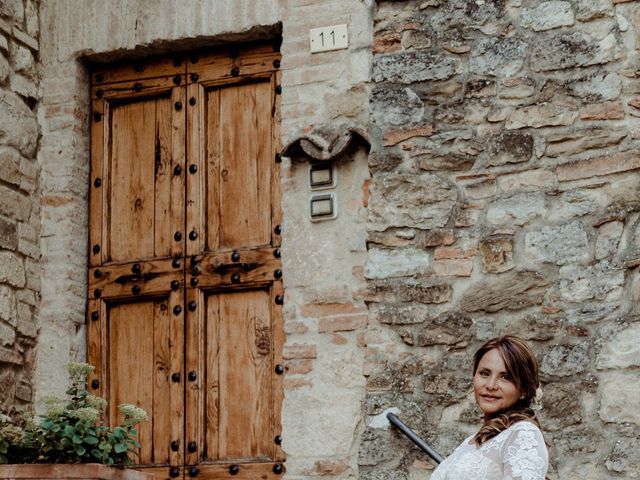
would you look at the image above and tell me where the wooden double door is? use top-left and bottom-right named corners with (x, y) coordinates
top-left (86, 46), bottom-right (284, 479)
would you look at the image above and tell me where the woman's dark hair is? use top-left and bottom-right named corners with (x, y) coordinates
top-left (472, 335), bottom-right (542, 445)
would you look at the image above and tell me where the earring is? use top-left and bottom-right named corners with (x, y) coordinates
top-left (520, 394), bottom-right (525, 400)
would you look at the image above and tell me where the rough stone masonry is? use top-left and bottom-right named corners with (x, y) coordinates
top-left (0, 0), bottom-right (40, 418)
top-left (3, 0), bottom-right (640, 479)
top-left (362, 0), bottom-right (640, 478)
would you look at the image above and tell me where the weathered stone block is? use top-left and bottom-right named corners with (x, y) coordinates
top-left (0, 52), bottom-right (9, 84)
top-left (505, 102), bottom-right (577, 129)
top-left (539, 382), bottom-right (583, 431)
top-left (498, 314), bottom-right (561, 341)
top-left (0, 320), bottom-right (15, 346)
top-left (525, 221), bottom-right (590, 265)
top-left (522, 1), bottom-right (575, 31)
top-left (486, 192), bottom-right (546, 226)
top-left (485, 131), bottom-right (533, 166)
top-left (552, 425), bottom-right (598, 454)
top-left (469, 36), bottom-right (526, 77)
top-left (545, 128), bottom-right (626, 157)
top-left (541, 342), bottom-right (589, 377)
top-left (0, 91), bottom-right (38, 157)
top-left (498, 77), bottom-right (535, 99)
top-left (372, 303), bottom-right (430, 325)
top-left (567, 72), bottom-right (621, 102)
top-left (595, 221), bottom-right (623, 259)
top-left (576, 0), bottom-right (613, 21)
top-left (605, 437), bottom-right (640, 477)
top-left (580, 100), bottom-right (624, 120)
top-left (384, 124), bottom-right (434, 146)
top-left (531, 31), bottom-right (617, 71)
top-left (547, 189), bottom-right (605, 222)
top-left (0, 147), bottom-right (21, 186)
top-left (497, 169), bottom-right (556, 194)
top-left (0, 215), bottom-right (17, 250)
top-left (421, 229), bottom-right (456, 248)
top-left (9, 42), bottom-right (35, 77)
top-left (0, 0), bottom-right (24, 24)
top-left (372, 51), bottom-right (460, 84)
top-left (559, 262), bottom-right (623, 303)
top-left (433, 258), bottom-right (473, 277)
top-left (0, 251), bottom-right (25, 288)
top-left (597, 323), bottom-right (640, 369)
top-left (479, 237), bottom-right (514, 273)
top-left (368, 151), bottom-right (404, 174)
top-left (10, 73), bottom-right (37, 99)
top-left (0, 285), bottom-right (15, 324)
top-left (423, 374), bottom-right (472, 405)
top-left (557, 151), bottom-right (639, 181)
top-left (398, 311), bottom-right (473, 347)
top-left (368, 173), bottom-right (457, 231)
top-left (365, 247), bottom-right (430, 280)
top-left (368, 280), bottom-right (452, 304)
top-left (460, 271), bottom-right (549, 312)
top-left (371, 87), bottom-right (424, 126)
top-left (599, 371), bottom-right (640, 425)
top-left (0, 185), bottom-right (31, 222)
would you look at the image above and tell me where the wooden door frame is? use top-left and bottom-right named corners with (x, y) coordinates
top-left (87, 44), bottom-right (284, 479)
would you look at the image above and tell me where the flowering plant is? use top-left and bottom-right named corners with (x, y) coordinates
top-left (0, 363), bottom-right (147, 466)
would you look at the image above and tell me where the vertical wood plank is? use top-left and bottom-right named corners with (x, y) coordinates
top-left (186, 82), bottom-right (204, 257)
top-left (171, 85), bottom-right (186, 259)
top-left (86, 298), bottom-right (102, 399)
top-left (218, 290), bottom-right (272, 460)
top-left (152, 299), bottom-right (171, 464)
top-left (154, 98), bottom-right (172, 258)
top-left (271, 71), bottom-right (282, 249)
top-left (271, 281), bottom-right (285, 462)
top-left (184, 287), bottom-right (203, 467)
top-left (168, 289), bottom-right (184, 469)
top-left (205, 89), bottom-right (221, 252)
top-left (89, 99), bottom-right (104, 267)
top-left (101, 100), bottom-right (111, 265)
top-left (109, 100), bottom-right (156, 262)
top-left (108, 302), bottom-right (155, 465)
top-left (218, 82), bottom-right (272, 249)
top-left (204, 294), bottom-right (220, 461)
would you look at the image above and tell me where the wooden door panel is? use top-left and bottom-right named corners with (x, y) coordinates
top-left (108, 96), bottom-right (173, 263)
top-left (206, 81), bottom-right (273, 251)
top-left (107, 298), bottom-right (178, 466)
top-left (217, 289), bottom-right (272, 461)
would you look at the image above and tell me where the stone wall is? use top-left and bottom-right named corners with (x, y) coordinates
top-left (362, 0), bottom-right (640, 478)
top-left (0, 0), bottom-right (40, 416)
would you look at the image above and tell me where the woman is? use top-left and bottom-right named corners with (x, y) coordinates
top-left (430, 335), bottom-right (548, 480)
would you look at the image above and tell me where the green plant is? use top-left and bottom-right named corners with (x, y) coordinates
top-left (0, 363), bottom-right (147, 466)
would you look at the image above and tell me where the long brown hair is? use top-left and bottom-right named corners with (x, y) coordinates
top-left (472, 335), bottom-right (542, 446)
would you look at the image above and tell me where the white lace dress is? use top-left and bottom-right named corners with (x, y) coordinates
top-left (430, 421), bottom-right (548, 480)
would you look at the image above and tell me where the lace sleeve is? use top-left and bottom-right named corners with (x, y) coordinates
top-left (501, 422), bottom-right (548, 480)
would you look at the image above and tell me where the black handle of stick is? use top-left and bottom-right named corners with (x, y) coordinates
top-left (387, 412), bottom-right (445, 464)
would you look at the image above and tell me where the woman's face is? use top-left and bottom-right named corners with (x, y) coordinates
top-left (473, 348), bottom-right (521, 420)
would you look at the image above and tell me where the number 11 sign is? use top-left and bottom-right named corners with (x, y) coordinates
top-left (310, 24), bottom-right (349, 53)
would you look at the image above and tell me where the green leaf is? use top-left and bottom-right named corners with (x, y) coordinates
top-left (75, 445), bottom-right (86, 456)
top-left (63, 425), bottom-right (75, 438)
top-left (85, 435), bottom-right (99, 445)
top-left (114, 443), bottom-right (128, 454)
top-left (72, 434), bottom-right (83, 444)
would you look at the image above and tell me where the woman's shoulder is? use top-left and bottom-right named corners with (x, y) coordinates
top-left (500, 420), bottom-right (547, 452)
top-left (504, 420), bottom-right (544, 435)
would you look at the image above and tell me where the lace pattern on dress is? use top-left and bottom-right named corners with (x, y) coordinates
top-left (429, 421), bottom-right (548, 480)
